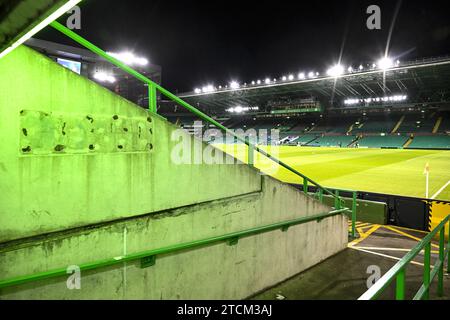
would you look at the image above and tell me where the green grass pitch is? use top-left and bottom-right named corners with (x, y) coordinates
top-left (215, 145), bottom-right (450, 201)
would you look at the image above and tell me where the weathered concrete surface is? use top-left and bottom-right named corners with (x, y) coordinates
top-left (0, 176), bottom-right (347, 299)
top-left (0, 46), bottom-right (348, 299)
top-left (0, 46), bottom-right (262, 242)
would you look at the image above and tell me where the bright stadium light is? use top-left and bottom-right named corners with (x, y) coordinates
top-left (107, 51), bottom-right (149, 66)
top-left (359, 65), bottom-right (364, 71)
top-left (257, 80), bottom-right (261, 85)
top-left (298, 73), bottom-right (305, 80)
top-left (288, 74), bottom-right (294, 81)
top-left (202, 85), bottom-right (215, 93)
top-left (282, 76), bottom-right (287, 81)
top-left (326, 64), bottom-right (344, 77)
top-left (345, 95), bottom-right (407, 105)
top-left (265, 78), bottom-right (271, 84)
top-left (194, 88), bottom-right (202, 94)
top-left (234, 106), bottom-right (244, 113)
top-left (348, 67), bottom-right (353, 73)
top-left (308, 72), bottom-right (315, 78)
top-left (230, 81), bottom-right (240, 90)
top-left (377, 57), bottom-right (394, 70)
top-left (93, 72), bottom-right (116, 83)
top-left (251, 81), bottom-right (256, 85)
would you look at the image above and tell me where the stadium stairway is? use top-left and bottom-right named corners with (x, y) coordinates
top-left (0, 45), bottom-right (349, 299)
top-left (391, 115), bottom-right (405, 134)
top-left (403, 136), bottom-right (414, 148)
top-left (433, 117), bottom-right (443, 134)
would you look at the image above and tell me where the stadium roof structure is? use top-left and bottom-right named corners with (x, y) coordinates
top-left (0, 0), bottom-right (81, 59)
top-left (178, 57), bottom-right (450, 112)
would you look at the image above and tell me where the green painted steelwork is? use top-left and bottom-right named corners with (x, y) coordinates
top-left (48, 21), bottom-right (345, 207)
top-left (0, 208), bottom-right (347, 289)
top-left (351, 192), bottom-right (357, 238)
top-left (359, 214), bottom-right (450, 300)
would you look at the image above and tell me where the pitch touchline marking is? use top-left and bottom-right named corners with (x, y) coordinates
top-left (431, 180), bottom-right (450, 199)
top-left (349, 247), bottom-right (425, 267)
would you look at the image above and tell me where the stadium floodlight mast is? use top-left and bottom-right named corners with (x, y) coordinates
top-left (0, 0), bottom-right (83, 59)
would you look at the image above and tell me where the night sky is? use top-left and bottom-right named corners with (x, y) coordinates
top-left (39, 0), bottom-right (450, 92)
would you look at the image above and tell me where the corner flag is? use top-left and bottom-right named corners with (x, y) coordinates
top-left (423, 163), bottom-right (430, 175)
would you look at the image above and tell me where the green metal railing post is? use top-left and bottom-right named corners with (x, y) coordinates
top-left (247, 139), bottom-right (254, 167)
top-left (148, 83), bottom-right (157, 113)
top-left (303, 178), bottom-right (308, 194)
top-left (423, 243), bottom-right (431, 300)
top-left (318, 188), bottom-right (323, 203)
top-left (438, 228), bottom-right (445, 297)
top-left (396, 269), bottom-right (406, 300)
top-left (447, 221), bottom-right (450, 274)
top-left (351, 191), bottom-right (357, 238)
top-left (334, 190), bottom-right (340, 209)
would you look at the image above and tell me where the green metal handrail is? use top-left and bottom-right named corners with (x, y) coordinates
top-left (0, 209), bottom-right (348, 289)
top-left (359, 214), bottom-right (450, 300)
top-left (48, 21), bottom-right (345, 206)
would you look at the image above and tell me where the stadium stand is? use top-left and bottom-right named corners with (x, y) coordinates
top-left (407, 135), bottom-right (450, 149)
top-left (352, 116), bottom-right (398, 134)
top-left (308, 135), bottom-right (357, 147)
top-left (397, 114), bottom-right (437, 134)
top-left (358, 135), bottom-right (409, 149)
top-left (296, 134), bottom-right (319, 146)
top-left (439, 112), bottom-right (450, 133)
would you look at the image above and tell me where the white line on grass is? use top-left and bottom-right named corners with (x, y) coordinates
top-left (431, 180), bottom-right (450, 199)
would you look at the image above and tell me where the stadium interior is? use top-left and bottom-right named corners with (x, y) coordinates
top-left (160, 57), bottom-right (450, 150)
top-left (1, 0), bottom-right (450, 303)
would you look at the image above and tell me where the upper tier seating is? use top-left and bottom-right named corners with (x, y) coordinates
top-left (352, 116), bottom-right (398, 134)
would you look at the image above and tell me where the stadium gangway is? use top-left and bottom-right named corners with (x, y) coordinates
top-left (359, 214), bottom-right (450, 300)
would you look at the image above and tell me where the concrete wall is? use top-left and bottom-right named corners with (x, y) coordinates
top-left (0, 46), bottom-right (261, 242)
top-left (0, 46), bottom-right (348, 299)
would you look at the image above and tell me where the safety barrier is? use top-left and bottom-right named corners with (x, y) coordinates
top-left (359, 214), bottom-right (450, 300)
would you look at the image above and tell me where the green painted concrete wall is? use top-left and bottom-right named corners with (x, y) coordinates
top-left (0, 46), bottom-right (263, 242)
top-left (0, 46), bottom-right (348, 299)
